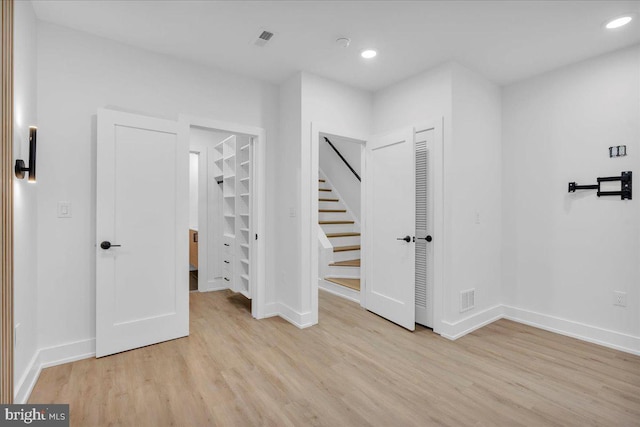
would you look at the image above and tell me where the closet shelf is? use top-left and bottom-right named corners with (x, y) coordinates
top-left (224, 195), bottom-right (235, 199)
top-left (224, 214), bottom-right (235, 218)
top-left (241, 274), bottom-right (249, 281)
top-left (240, 259), bottom-right (249, 265)
top-left (240, 177), bottom-right (250, 183)
top-left (240, 244), bottom-right (249, 249)
top-left (240, 228), bottom-right (249, 233)
top-left (224, 174), bottom-right (236, 180)
top-left (240, 144), bottom-right (250, 151)
top-left (223, 233), bottom-right (235, 239)
top-left (240, 213), bottom-right (249, 217)
top-left (240, 193), bottom-right (249, 197)
top-left (240, 160), bottom-right (250, 167)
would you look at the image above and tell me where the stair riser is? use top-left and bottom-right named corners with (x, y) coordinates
top-left (332, 250), bottom-right (361, 262)
top-left (319, 212), bottom-right (352, 222)
top-left (320, 224), bottom-right (359, 234)
top-left (327, 236), bottom-right (361, 246)
top-left (319, 201), bottom-right (344, 210)
top-left (327, 265), bottom-right (360, 277)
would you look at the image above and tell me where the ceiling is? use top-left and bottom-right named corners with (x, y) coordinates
top-left (32, 1), bottom-right (640, 91)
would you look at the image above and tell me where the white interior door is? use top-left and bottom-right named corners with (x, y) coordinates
top-left (365, 127), bottom-right (416, 330)
top-left (96, 108), bottom-right (188, 358)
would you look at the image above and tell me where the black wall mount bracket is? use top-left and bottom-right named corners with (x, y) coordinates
top-left (568, 171), bottom-right (632, 200)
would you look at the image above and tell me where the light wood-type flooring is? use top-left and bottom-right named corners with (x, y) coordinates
top-left (29, 291), bottom-right (640, 426)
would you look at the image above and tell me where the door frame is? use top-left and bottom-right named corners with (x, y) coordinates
top-left (179, 115), bottom-right (267, 319)
top-left (307, 123), bottom-right (368, 325)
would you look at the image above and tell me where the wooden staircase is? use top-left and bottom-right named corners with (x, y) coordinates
top-left (318, 177), bottom-right (361, 293)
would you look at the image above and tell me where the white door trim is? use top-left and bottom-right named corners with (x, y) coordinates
top-left (415, 118), bottom-right (445, 334)
top-left (179, 115), bottom-right (267, 319)
top-left (306, 122), bottom-right (369, 325)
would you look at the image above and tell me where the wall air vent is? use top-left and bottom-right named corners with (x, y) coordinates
top-left (460, 289), bottom-right (475, 313)
top-left (254, 30), bottom-right (275, 47)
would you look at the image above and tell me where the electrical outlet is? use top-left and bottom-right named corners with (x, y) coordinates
top-left (613, 291), bottom-right (627, 307)
top-left (57, 201), bottom-right (72, 218)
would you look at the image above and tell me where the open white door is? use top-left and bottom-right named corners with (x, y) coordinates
top-left (96, 109), bottom-right (188, 357)
top-left (365, 127), bottom-right (416, 330)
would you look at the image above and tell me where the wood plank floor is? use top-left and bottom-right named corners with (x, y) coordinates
top-left (29, 291), bottom-right (640, 426)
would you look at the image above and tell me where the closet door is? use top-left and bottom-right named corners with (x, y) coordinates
top-left (415, 129), bottom-right (434, 328)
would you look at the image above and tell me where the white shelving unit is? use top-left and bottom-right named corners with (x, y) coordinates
top-left (213, 138), bottom-right (224, 182)
top-left (222, 136), bottom-right (236, 289)
top-left (236, 137), bottom-right (252, 298)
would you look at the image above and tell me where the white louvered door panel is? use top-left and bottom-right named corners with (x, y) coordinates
top-left (415, 129), bottom-right (434, 328)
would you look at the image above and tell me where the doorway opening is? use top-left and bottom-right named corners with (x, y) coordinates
top-left (307, 120), bottom-right (444, 333)
top-left (189, 152), bottom-right (200, 291)
top-left (182, 116), bottom-right (267, 320)
top-left (317, 133), bottom-right (365, 308)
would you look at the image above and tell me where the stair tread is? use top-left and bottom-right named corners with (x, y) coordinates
top-left (325, 277), bottom-right (360, 291)
top-left (326, 232), bottom-right (360, 238)
top-left (330, 259), bottom-right (361, 267)
top-left (319, 209), bottom-right (347, 213)
top-left (319, 198), bottom-right (339, 202)
top-left (319, 188), bottom-right (332, 192)
top-left (334, 245), bottom-right (360, 252)
top-left (320, 220), bottom-right (355, 225)
top-left (327, 233), bottom-right (360, 239)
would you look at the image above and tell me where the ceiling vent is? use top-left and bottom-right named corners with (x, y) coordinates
top-left (254, 30), bottom-right (275, 47)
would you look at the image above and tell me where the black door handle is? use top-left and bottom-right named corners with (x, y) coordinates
top-left (416, 235), bottom-right (433, 242)
top-left (100, 241), bottom-right (121, 250)
top-left (397, 235), bottom-right (411, 243)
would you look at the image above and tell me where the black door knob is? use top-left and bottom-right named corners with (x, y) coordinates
top-left (426, 235), bottom-right (432, 242)
top-left (396, 235), bottom-right (411, 243)
top-left (100, 241), bottom-right (121, 250)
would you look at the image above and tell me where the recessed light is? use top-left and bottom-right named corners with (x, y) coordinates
top-left (606, 15), bottom-right (633, 29)
top-left (361, 49), bottom-right (377, 59)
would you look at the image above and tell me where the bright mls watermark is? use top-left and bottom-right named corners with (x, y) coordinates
top-left (0, 405), bottom-right (68, 426)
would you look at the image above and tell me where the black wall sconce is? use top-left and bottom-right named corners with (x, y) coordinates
top-left (15, 126), bottom-right (37, 182)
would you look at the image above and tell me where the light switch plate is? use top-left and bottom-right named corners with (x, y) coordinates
top-left (57, 201), bottom-right (72, 218)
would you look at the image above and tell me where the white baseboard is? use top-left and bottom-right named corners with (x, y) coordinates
top-left (439, 304), bottom-right (504, 340)
top-left (319, 280), bottom-right (360, 303)
top-left (262, 302), bottom-right (315, 329)
top-left (503, 305), bottom-right (640, 356)
top-left (14, 338), bottom-right (95, 404)
top-left (14, 351), bottom-right (40, 404)
top-left (198, 278), bottom-right (227, 292)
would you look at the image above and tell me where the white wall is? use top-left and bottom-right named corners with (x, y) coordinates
top-left (275, 74), bottom-right (302, 316)
top-left (372, 62), bottom-right (503, 335)
top-left (188, 152), bottom-right (198, 230)
top-left (502, 45), bottom-right (640, 350)
top-left (13, 0), bottom-right (39, 400)
top-left (447, 64), bottom-right (502, 326)
top-left (36, 22), bottom-right (279, 353)
top-left (319, 134), bottom-right (362, 221)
